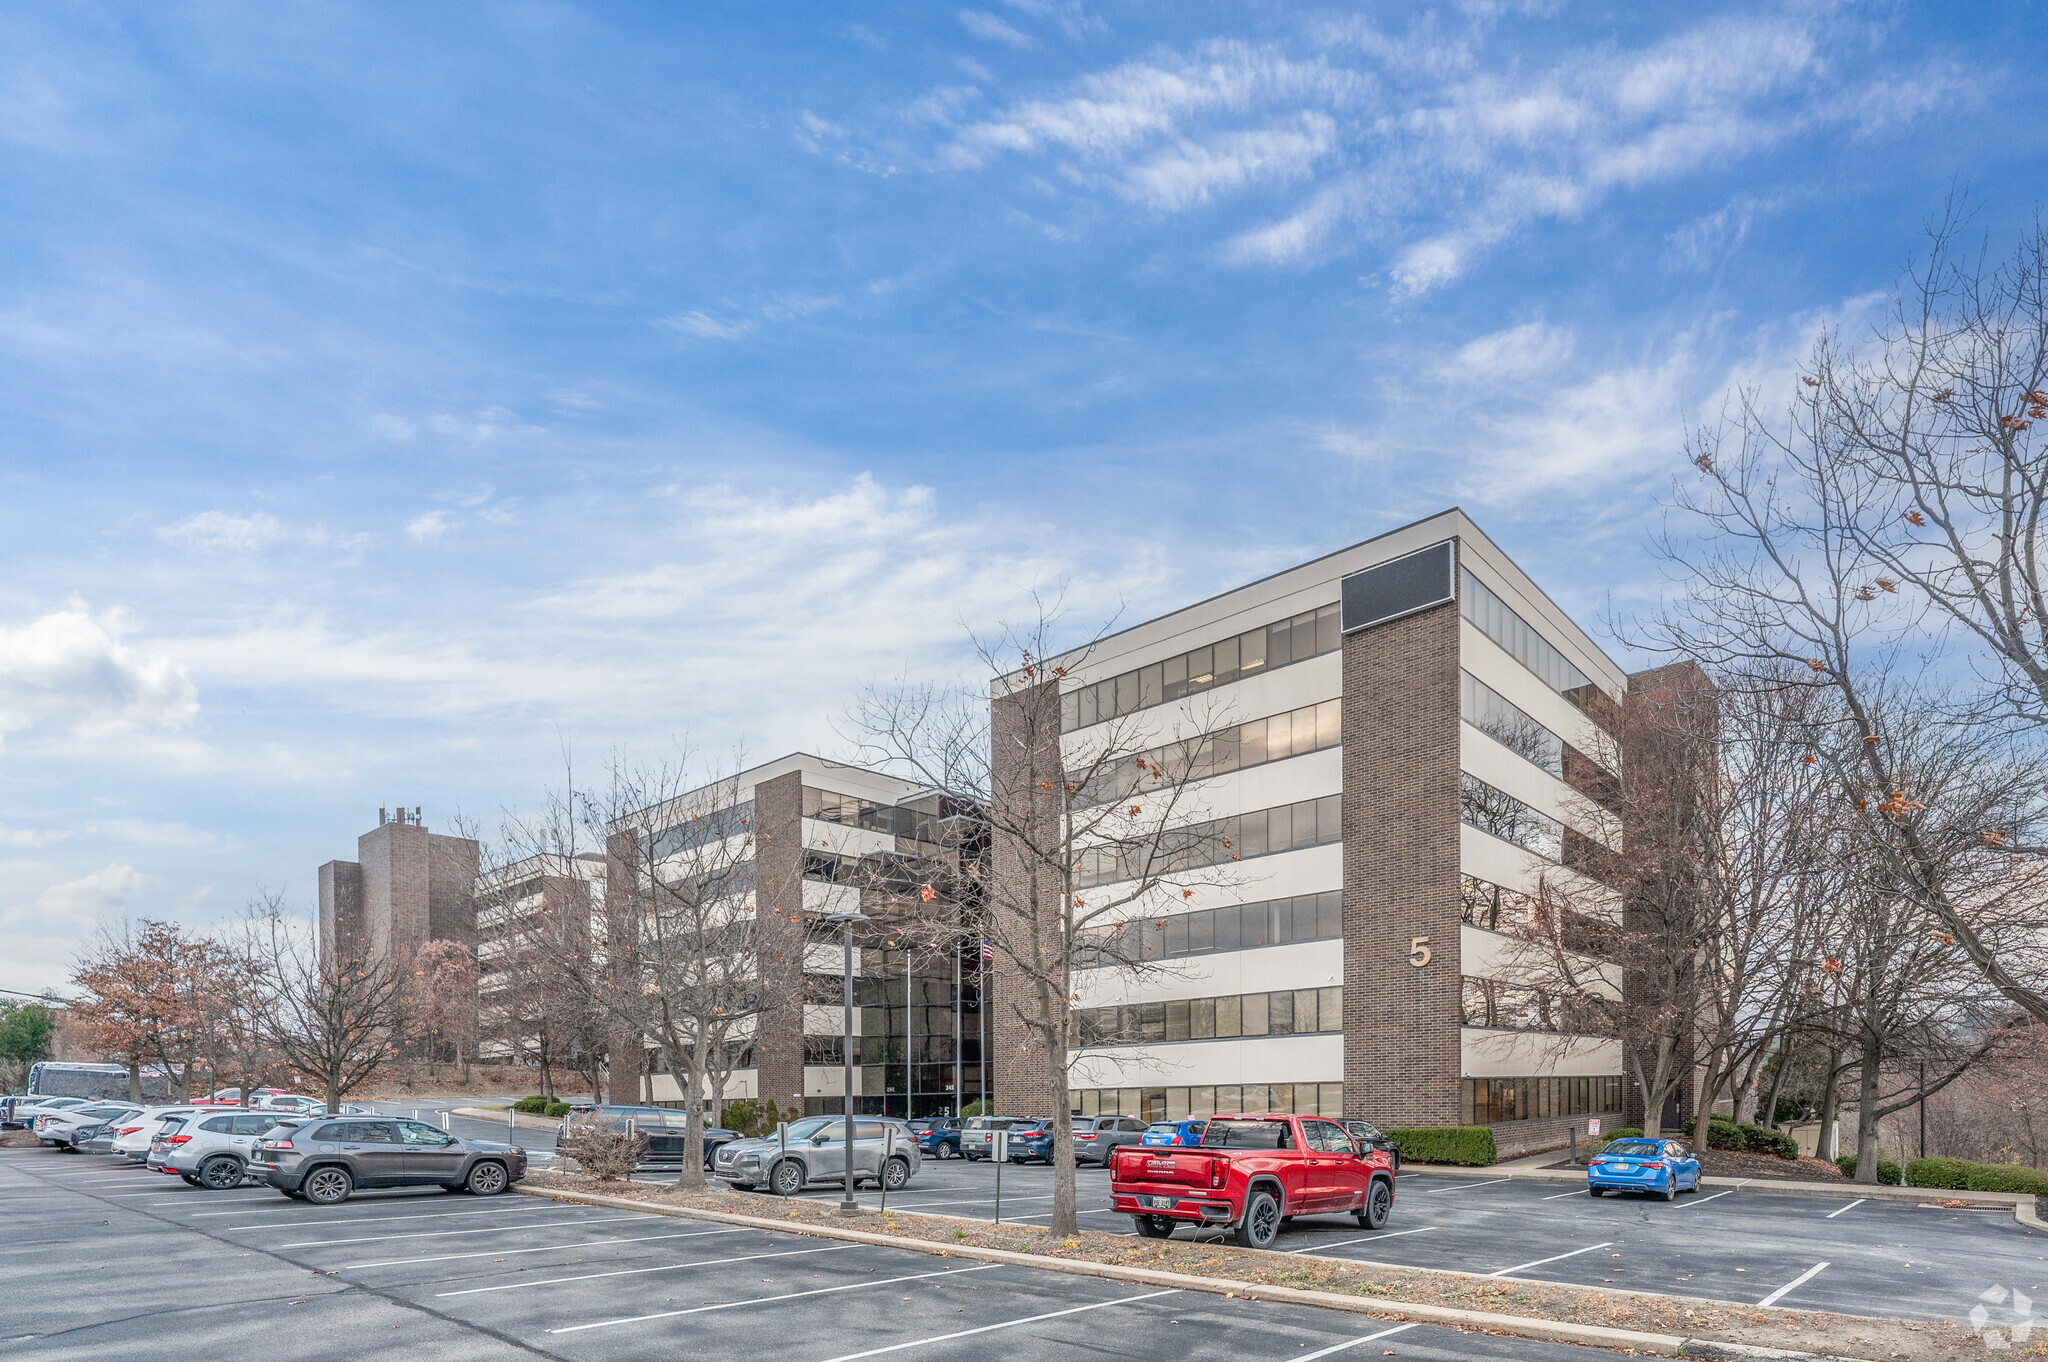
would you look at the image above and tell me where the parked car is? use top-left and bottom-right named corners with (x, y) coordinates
top-left (109, 1108), bottom-right (200, 1162)
top-left (2, 1095), bottom-right (91, 1129)
top-left (556, 1104), bottom-right (739, 1168)
top-left (32, 1102), bottom-right (142, 1151)
top-left (1340, 1119), bottom-right (1402, 1171)
top-left (1109, 1112), bottom-right (1398, 1249)
top-left (253, 1094), bottom-right (326, 1114)
top-left (959, 1115), bottom-right (1033, 1161)
top-left (713, 1115), bottom-right (921, 1195)
top-left (1587, 1138), bottom-right (1699, 1201)
top-left (1140, 1119), bottom-right (1208, 1148)
top-left (1073, 1115), bottom-right (1151, 1164)
top-left (909, 1117), bottom-right (963, 1159)
top-left (1004, 1120), bottom-right (1057, 1163)
top-left (253, 1115), bottom-right (527, 1205)
top-left (151, 1109), bottom-right (297, 1188)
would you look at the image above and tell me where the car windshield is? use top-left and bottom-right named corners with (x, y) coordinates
top-left (783, 1117), bottom-right (838, 1141)
top-left (1603, 1139), bottom-right (1661, 1156)
top-left (1200, 1119), bottom-right (1293, 1149)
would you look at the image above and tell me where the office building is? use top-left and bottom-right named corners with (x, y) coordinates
top-left (318, 806), bottom-right (480, 966)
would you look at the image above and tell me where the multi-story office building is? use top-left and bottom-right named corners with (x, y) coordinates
top-left (615, 754), bottom-right (987, 1117)
top-left (473, 851), bottom-right (617, 1080)
top-left (318, 807), bottom-right (480, 966)
top-left (989, 509), bottom-right (1631, 1155)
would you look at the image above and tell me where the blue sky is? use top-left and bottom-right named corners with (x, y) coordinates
top-left (2, 1), bottom-right (2041, 994)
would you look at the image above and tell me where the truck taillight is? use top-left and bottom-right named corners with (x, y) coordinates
top-left (1209, 1158), bottom-right (1225, 1189)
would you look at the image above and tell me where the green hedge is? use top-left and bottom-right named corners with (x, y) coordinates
top-left (1836, 1154), bottom-right (1904, 1184)
top-left (543, 1100), bottom-right (571, 1118)
top-left (718, 1098), bottom-right (786, 1139)
top-left (512, 1095), bottom-right (550, 1114)
top-left (1389, 1126), bottom-right (1497, 1166)
top-left (1680, 1115), bottom-right (1799, 1160)
top-left (1907, 1156), bottom-right (2048, 1195)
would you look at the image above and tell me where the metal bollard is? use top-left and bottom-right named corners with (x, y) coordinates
top-left (777, 1121), bottom-right (789, 1197)
top-left (993, 1128), bottom-right (1006, 1224)
top-left (879, 1125), bottom-right (896, 1215)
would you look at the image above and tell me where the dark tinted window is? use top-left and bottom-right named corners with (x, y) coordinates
top-left (199, 1115), bottom-right (235, 1133)
top-left (232, 1115), bottom-right (281, 1136)
top-left (1342, 540), bottom-right (1454, 633)
top-left (1200, 1120), bottom-right (1293, 1150)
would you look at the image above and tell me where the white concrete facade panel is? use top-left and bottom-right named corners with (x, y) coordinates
top-left (1460, 724), bottom-right (1619, 850)
top-left (1461, 1030), bottom-right (1623, 1078)
top-left (1073, 939), bottom-right (1344, 1008)
top-left (1459, 619), bottom-right (1616, 771)
top-left (1089, 841), bottom-right (1344, 927)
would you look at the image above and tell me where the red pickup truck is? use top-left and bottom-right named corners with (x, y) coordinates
top-left (1109, 1112), bottom-right (1396, 1249)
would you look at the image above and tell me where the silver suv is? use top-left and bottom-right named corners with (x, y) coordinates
top-left (152, 1109), bottom-right (294, 1189)
top-left (714, 1116), bottom-right (920, 1195)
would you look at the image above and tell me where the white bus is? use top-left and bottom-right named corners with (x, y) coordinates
top-left (26, 1061), bottom-right (172, 1103)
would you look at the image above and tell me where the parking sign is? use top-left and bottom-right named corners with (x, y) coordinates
top-left (1587, 1118), bottom-right (1601, 1139)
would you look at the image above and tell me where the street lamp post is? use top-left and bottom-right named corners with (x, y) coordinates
top-left (822, 911), bottom-right (869, 1216)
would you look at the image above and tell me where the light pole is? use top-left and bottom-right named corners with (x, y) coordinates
top-left (822, 910), bottom-right (869, 1216)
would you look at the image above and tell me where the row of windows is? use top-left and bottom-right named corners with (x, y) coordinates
top-left (1074, 794), bottom-right (1342, 889)
top-left (1076, 889), bottom-right (1344, 968)
top-left (1463, 1075), bottom-right (1623, 1125)
top-left (802, 787), bottom-right (947, 846)
top-left (649, 801), bottom-right (754, 860)
top-left (1459, 773), bottom-right (1563, 861)
top-left (1461, 671), bottom-right (1564, 778)
top-left (1074, 987), bottom-right (1344, 1047)
top-left (1074, 1082), bottom-right (1347, 1122)
top-left (1061, 603), bottom-right (1343, 732)
top-left (1461, 570), bottom-right (1603, 713)
top-left (1459, 976), bottom-right (1609, 1035)
top-left (1079, 699), bottom-right (1342, 808)
top-left (1460, 874), bottom-right (1543, 935)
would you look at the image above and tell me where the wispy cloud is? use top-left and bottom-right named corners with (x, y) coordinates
top-left (0, 607), bottom-right (197, 747)
top-left (405, 511), bottom-right (452, 544)
top-left (958, 10), bottom-right (1037, 50)
top-left (656, 309), bottom-right (756, 341)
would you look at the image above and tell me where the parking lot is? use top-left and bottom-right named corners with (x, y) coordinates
top-left (7, 1132), bottom-right (2039, 1362)
top-left (666, 1153), bottom-right (2047, 1324)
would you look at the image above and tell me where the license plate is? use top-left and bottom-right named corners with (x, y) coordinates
top-left (1614, 1163), bottom-right (1634, 1171)
top-left (1138, 1195), bottom-right (1175, 1210)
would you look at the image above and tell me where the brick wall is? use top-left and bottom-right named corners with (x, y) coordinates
top-left (426, 832), bottom-right (480, 948)
top-left (988, 679), bottom-right (1065, 1118)
top-left (1341, 581), bottom-right (1463, 1128)
top-left (317, 860), bottom-right (363, 963)
top-left (752, 771), bottom-right (807, 1115)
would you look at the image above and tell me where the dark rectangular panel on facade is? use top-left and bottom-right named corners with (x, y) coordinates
top-left (1341, 540), bottom-right (1456, 634)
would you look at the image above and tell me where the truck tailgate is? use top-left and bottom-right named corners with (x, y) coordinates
top-left (1114, 1148), bottom-right (1224, 1189)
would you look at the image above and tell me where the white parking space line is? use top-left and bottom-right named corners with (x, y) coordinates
top-left (1825, 1199), bottom-right (1865, 1219)
top-left (220, 1204), bottom-right (588, 1228)
top-left (1757, 1261), bottom-right (1829, 1307)
top-left (1285, 1225), bottom-right (1438, 1255)
top-left (1295, 1322), bottom-right (1419, 1359)
top-left (1676, 1190), bottom-right (1737, 1209)
top-left (806, 1285), bottom-right (1179, 1361)
top-left (1481, 1241), bottom-right (1614, 1278)
top-left (281, 1212), bottom-right (644, 1249)
top-left (435, 1242), bottom-right (860, 1296)
top-left (548, 1262), bottom-right (1003, 1335)
top-left (1414, 1178), bottom-right (1509, 1194)
top-left (1542, 1189), bottom-right (1589, 1200)
top-left (342, 1224), bottom-right (748, 1270)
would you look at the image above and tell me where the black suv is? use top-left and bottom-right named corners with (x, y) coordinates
top-left (556, 1105), bottom-right (739, 1168)
top-left (253, 1116), bottom-right (528, 1205)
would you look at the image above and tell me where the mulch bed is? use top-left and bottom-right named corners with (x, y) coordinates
top-left (1698, 1150), bottom-right (1850, 1182)
top-left (524, 1169), bottom-right (1978, 1359)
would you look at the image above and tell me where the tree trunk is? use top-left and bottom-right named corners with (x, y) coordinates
top-left (1852, 1031), bottom-right (1885, 1184)
top-left (1760, 1040), bottom-right (1790, 1130)
top-left (127, 1058), bottom-right (141, 1104)
top-left (671, 1045), bottom-right (706, 1190)
top-left (1815, 1045), bottom-right (1842, 1158)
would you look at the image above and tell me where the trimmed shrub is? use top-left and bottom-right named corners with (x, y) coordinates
top-left (512, 1095), bottom-right (549, 1114)
top-left (1836, 1154), bottom-right (1904, 1184)
top-left (1681, 1115), bottom-right (1799, 1159)
top-left (1906, 1157), bottom-right (1973, 1190)
top-left (1597, 1127), bottom-right (1644, 1143)
top-left (1389, 1126), bottom-right (1497, 1166)
top-left (1964, 1163), bottom-right (2048, 1196)
top-left (960, 1098), bottom-right (987, 1119)
top-left (543, 1100), bottom-right (571, 1118)
top-left (557, 1121), bottom-right (647, 1182)
top-left (718, 1098), bottom-right (785, 1139)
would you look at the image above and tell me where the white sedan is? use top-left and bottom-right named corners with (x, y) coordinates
top-left (110, 1107), bottom-right (202, 1161)
top-left (32, 1101), bottom-right (143, 1149)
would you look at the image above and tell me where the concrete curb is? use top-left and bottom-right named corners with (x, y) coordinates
top-left (1407, 1161), bottom-right (2033, 1210)
top-left (2017, 1200), bottom-right (2047, 1233)
top-left (517, 1183), bottom-right (1793, 1359)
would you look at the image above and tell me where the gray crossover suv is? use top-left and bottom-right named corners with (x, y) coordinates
top-left (152, 1109), bottom-right (292, 1188)
top-left (254, 1116), bottom-right (527, 1204)
top-left (714, 1116), bottom-right (919, 1196)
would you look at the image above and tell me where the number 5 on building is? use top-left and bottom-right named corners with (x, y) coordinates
top-left (1408, 936), bottom-right (1431, 968)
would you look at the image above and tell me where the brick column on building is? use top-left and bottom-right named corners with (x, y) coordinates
top-left (600, 840), bottom-right (652, 1107)
top-left (987, 679), bottom-right (1064, 1118)
top-left (317, 860), bottom-right (363, 964)
top-left (1341, 568), bottom-right (1465, 1128)
top-left (752, 771), bottom-right (807, 1118)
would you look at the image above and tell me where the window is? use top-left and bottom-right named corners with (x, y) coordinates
top-left (1460, 570), bottom-right (1603, 712)
top-left (1075, 795), bottom-right (1342, 888)
top-left (199, 1116), bottom-right (234, 1133)
top-left (1200, 1119), bottom-right (1293, 1149)
top-left (1460, 875), bottom-right (1542, 935)
top-left (1459, 774), bottom-right (1563, 860)
top-left (233, 1115), bottom-right (280, 1136)
top-left (1073, 987), bottom-right (1340, 1048)
top-left (1341, 540), bottom-right (1456, 632)
top-left (1303, 1119), bottom-right (1355, 1153)
top-left (1461, 672), bottom-right (1564, 778)
top-left (1076, 889), bottom-right (1343, 968)
top-left (649, 801), bottom-right (753, 859)
top-left (803, 788), bottom-right (947, 846)
top-left (1061, 604), bottom-right (1343, 731)
top-left (1461, 1076), bottom-right (1623, 1125)
top-left (1077, 700), bottom-right (1342, 807)
top-left (399, 1120), bottom-right (452, 1145)
top-left (1460, 976), bottom-right (1610, 1035)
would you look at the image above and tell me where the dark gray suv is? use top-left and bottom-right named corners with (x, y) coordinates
top-left (253, 1116), bottom-right (527, 1205)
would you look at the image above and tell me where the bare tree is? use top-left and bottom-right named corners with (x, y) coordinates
top-left (845, 605), bottom-right (1246, 1238)
top-left (244, 904), bottom-right (409, 1112)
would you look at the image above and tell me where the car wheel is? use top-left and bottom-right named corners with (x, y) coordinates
top-left (179, 1173), bottom-right (202, 1187)
top-left (1661, 1178), bottom-right (1677, 1202)
top-left (280, 1189), bottom-right (305, 1200)
top-left (1133, 1214), bottom-right (1175, 1239)
top-left (1588, 1186), bottom-right (1605, 1197)
top-left (466, 1161), bottom-right (509, 1196)
top-left (1234, 1189), bottom-right (1282, 1250)
top-left (769, 1159), bottom-right (804, 1197)
top-left (198, 1157), bottom-right (244, 1190)
top-left (1356, 1179), bottom-right (1393, 1229)
top-left (964, 1152), bottom-right (980, 1162)
top-left (303, 1166), bottom-right (353, 1205)
top-left (884, 1156), bottom-right (911, 1191)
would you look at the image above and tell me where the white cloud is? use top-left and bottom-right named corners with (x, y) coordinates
top-left (656, 309), bottom-right (756, 341)
top-left (156, 510), bottom-right (287, 553)
top-left (958, 10), bottom-right (1037, 49)
top-left (405, 511), bottom-right (452, 544)
top-left (0, 608), bottom-right (197, 745)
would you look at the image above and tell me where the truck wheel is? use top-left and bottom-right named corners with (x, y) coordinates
top-left (1234, 1189), bottom-right (1282, 1250)
top-left (1133, 1215), bottom-right (1175, 1239)
top-left (1356, 1180), bottom-right (1392, 1229)
top-left (770, 1159), bottom-right (804, 1197)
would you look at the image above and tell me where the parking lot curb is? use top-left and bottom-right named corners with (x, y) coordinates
top-left (516, 1185), bottom-right (1700, 1356)
top-left (1409, 1162), bottom-right (2035, 1213)
top-left (451, 1105), bottom-right (557, 1131)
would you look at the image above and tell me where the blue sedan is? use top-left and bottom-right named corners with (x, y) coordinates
top-left (1587, 1137), bottom-right (1700, 1200)
top-left (1139, 1119), bottom-right (1208, 1147)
